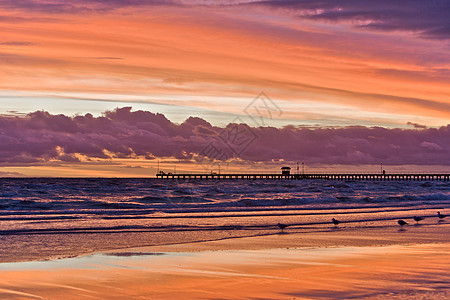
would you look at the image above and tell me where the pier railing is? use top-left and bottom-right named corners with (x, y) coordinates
top-left (156, 173), bottom-right (450, 181)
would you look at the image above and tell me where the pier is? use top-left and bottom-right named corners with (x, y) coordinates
top-left (156, 173), bottom-right (450, 181)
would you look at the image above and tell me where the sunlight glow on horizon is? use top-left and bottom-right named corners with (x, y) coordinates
top-left (1, 91), bottom-right (447, 129)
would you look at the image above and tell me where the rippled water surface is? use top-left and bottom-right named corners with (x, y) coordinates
top-left (0, 178), bottom-right (449, 262)
top-left (1, 178), bottom-right (449, 231)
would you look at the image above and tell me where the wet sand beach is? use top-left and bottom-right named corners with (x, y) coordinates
top-left (1, 224), bottom-right (449, 299)
top-left (1, 216), bottom-right (448, 263)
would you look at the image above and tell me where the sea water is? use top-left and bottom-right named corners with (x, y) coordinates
top-left (0, 178), bottom-right (449, 261)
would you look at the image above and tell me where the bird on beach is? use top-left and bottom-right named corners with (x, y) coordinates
top-left (437, 211), bottom-right (447, 219)
top-left (413, 216), bottom-right (424, 224)
top-left (398, 220), bottom-right (408, 226)
top-left (277, 223), bottom-right (289, 232)
top-left (332, 218), bottom-right (341, 226)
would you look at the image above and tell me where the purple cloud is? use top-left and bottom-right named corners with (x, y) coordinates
top-left (407, 122), bottom-right (427, 129)
top-left (0, 0), bottom-right (177, 14)
top-left (245, 0), bottom-right (450, 39)
top-left (0, 107), bottom-right (449, 166)
top-left (0, 41), bottom-right (37, 46)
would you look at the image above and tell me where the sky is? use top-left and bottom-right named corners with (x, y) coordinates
top-left (0, 0), bottom-right (449, 176)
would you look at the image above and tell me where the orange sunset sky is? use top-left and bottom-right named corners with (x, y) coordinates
top-left (0, 1), bottom-right (449, 176)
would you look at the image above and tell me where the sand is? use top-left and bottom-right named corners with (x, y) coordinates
top-left (2, 219), bottom-right (449, 263)
top-left (0, 223), bottom-right (449, 299)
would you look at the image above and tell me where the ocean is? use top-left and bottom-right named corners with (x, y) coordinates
top-left (0, 178), bottom-right (449, 262)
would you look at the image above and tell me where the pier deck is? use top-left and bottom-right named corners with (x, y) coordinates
top-left (156, 173), bottom-right (450, 181)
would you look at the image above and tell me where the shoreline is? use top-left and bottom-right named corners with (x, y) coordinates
top-left (1, 223), bottom-right (449, 299)
top-left (1, 222), bottom-right (449, 264)
top-left (124, 222), bottom-right (450, 254)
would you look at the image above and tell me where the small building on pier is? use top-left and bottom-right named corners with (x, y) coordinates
top-left (281, 166), bottom-right (291, 175)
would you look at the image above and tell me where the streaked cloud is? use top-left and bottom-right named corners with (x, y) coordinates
top-left (0, 41), bottom-right (37, 46)
top-left (0, 3), bottom-right (448, 126)
top-left (0, 0), bottom-right (177, 13)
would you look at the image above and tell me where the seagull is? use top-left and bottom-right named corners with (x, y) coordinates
top-left (398, 220), bottom-right (408, 226)
top-left (437, 211), bottom-right (447, 219)
top-left (277, 223), bottom-right (289, 232)
top-left (413, 216), bottom-right (424, 224)
top-left (332, 218), bottom-right (340, 226)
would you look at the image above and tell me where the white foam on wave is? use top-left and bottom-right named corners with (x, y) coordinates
top-left (0, 178), bottom-right (448, 235)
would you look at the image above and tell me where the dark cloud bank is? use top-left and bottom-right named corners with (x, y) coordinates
top-left (248, 0), bottom-right (450, 39)
top-left (0, 107), bottom-right (449, 166)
